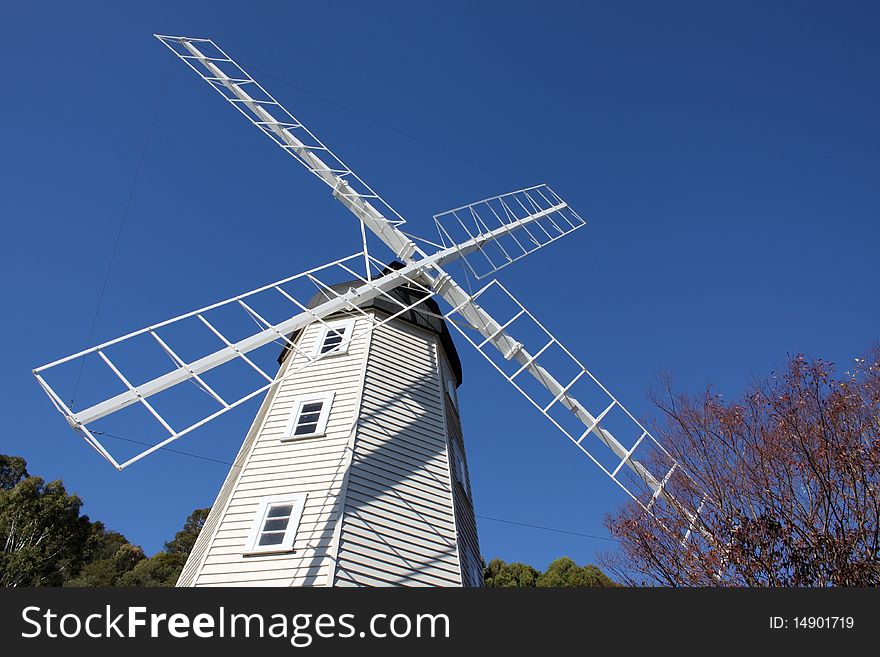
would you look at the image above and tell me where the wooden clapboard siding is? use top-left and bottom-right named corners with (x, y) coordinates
top-left (178, 313), bottom-right (368, 587)
top-left (441, 349), bottom-right (482, 586)
top-left (179, 307), bottom-right (482, 588)
top-left (333, 319), bottom-right (463, 587)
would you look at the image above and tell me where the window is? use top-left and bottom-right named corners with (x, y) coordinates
top-left (451, 438), bottom-right (471, 499)
top-left (444, 374), bottom-right (459, 411)
top-left (244, 494), bottom-right (307, 554)
top-left (313, 318), bottom-right (355, 358)
top-left (282, 392), bottom-right (335, 440)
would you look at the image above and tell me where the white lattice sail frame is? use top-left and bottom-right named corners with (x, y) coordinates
top-left (34, 35), bottom-right (711, 543)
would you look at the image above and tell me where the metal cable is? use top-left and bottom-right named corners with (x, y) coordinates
top-left (95, 430), bottom-right (614, 542)
top-left (241, 63), bottom-right (523, 187)
top-left (70, 62), bottom-right (173, 407)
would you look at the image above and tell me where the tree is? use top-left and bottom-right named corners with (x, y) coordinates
top-left (0, 475), bottom-right (93, 586)
top-left (118, 508), bottom-right (210, 587)
top-left (164, 508), bottom-right (209, 555)
top-left (118, 552), bottom-right (188, 587)
top-left (603, 349), bottom-right (880, 586)
top-left (0, 455), bottom-right (145, 587)
top-left (64, 525), bottom-right (145, 587)
top-left (67, 508), bottom-right (208, 587)
top-left (536, 557), bottom-right (614, 587)
top-left (0, 454), bottom-right (207, 587)
top-left (484, 558), bottom-right (541, 587)
top-left (483, 557), bottom-right (614, 587)
top-left (0, 455), bottom-right (28, 491)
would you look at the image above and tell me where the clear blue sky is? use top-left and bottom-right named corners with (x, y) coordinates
top-left (2, 1), bottom-right (878, 570)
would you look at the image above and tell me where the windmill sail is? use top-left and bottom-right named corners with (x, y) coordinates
top-left (434, 184), bottom-right (586, 280)
top-left (154, 35), bottom-right (407, 227)
top-left (33, 194), bottom-right (584, 471)
top-left (34, 253), bottom-right (436, 469)
top-left (444, 279), bottom-right (707, 534)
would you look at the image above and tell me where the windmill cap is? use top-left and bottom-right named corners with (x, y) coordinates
top-left (278, 262), bottom-right (463, 386)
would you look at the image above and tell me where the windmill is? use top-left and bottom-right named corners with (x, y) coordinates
top-left (33, 36), bottom-right (708, 587)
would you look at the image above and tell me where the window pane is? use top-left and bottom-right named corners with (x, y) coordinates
top-left (291, 399), bottom-right (324, 436)
top-left (267, 505), bottom-right (293, 518)
top-left (258, 532), bottom-right (285, 546)
top-left (320, 328), bottom-right (346, 353)
top-left (263, 518), bottom-right (290, 532)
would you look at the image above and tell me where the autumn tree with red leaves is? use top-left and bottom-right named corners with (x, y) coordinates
top-left (602, 348), bottom-right (880, 586)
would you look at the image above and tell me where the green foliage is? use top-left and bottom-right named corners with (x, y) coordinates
top-left (0, 474), bottom-right (93, 586)
top-left (483, 558), bottom-right (541, 587)
top-left (64, 528), bottom-right (146, 587)
top-left (484, 556), bottom-right (615, 587)
top-left (536, 557), bottom-right (614, 587)
top-left (0, 455), bottom-right (207, 587)
top-left (118, 553), bottom-right (188, 587)
top-left (123, 508), bottom-right (211, 587)
top-left (0, 455), bottom-right (29, 491)
top-left (165, 508), bottom-right (210, 555)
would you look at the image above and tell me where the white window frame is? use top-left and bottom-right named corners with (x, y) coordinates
top-left (281, 391), bottom-right (335, 441)
top-left (312, 318), bottom-right (356, 359)
top-left (243, 493), bottom-right (308, 555)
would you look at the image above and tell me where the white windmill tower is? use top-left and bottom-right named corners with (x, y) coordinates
top-left (33, 36), bottom-right (710, 587)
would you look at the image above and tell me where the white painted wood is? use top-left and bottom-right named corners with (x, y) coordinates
top-left (332, 318), bottom-right (463, 587)
top-left (178, 308), bottom-right (482, 587)
top-left (242, 493), bottom-right (308, 554)
top-left (178, 314), bottom-right (368, 587)
top-left (440, 351), bottom-right (483, 586)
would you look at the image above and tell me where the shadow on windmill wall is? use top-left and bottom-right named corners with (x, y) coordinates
top-left (271, 271), bottom-right (476, 586)
top-left (334, 317), bottom-right (464, 586)
top-left (283, 318), bottom-right (471, 586)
